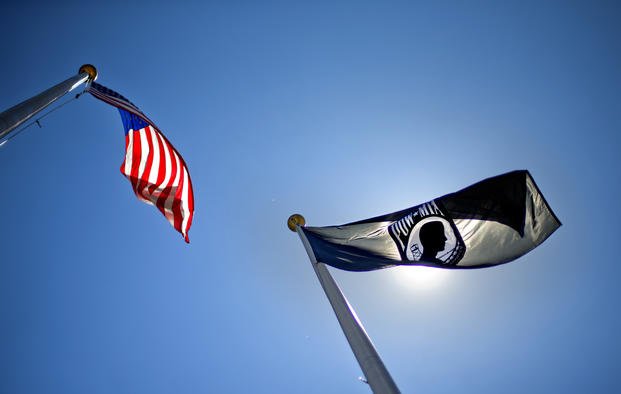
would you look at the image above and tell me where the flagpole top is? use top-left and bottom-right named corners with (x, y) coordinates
top-left (287, 214), bottom-right (306, 231)
top-left (79, 64), bottom-right (98, 81)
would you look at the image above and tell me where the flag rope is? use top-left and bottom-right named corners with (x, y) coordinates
top-left (0, 88), bottom-right (87, 147)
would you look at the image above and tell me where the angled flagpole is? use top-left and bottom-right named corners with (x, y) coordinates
top-left (288, 214), bottom-right (401, 394)
top-left (0, 64), bottom-right (98, 141)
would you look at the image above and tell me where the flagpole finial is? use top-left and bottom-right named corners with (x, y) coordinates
top-left (287, 214), bottom-right (306, 231)
top-left (79, 64), bottom-right (98, 81)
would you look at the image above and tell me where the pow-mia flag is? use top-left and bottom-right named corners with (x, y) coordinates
top-left (301, 170), bottom-right (561, 271)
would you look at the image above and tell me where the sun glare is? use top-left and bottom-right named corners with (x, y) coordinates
top-left (391, 265), bottom-right (451, 291)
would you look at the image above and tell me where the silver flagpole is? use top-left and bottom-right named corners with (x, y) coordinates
top-left (288, 214), bottom-right (400, 394)
top-left (0, 64), bottom-right (98, 141)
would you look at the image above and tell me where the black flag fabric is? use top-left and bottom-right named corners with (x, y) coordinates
top-left (301, 170), bottom-right (561, 271)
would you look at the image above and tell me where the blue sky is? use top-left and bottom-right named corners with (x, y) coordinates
top-left (1, 1), bottom-right (619, 393)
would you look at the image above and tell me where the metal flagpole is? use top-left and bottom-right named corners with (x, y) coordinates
top-left (0, 64), bottom-right (98, 141)
top-left (288, 214), bottom-right (401, 394)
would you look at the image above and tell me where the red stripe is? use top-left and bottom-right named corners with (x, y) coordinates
top-left (130, 130), bottom-right (142, 198)
top-left (155, 141), bottom-right (173, 210)
top-left (171, 163), bottom-right (184, 232)
top-left (183, 164), bottom-right (194, 235)
top-left (170, 152), bottom-right (182, 231)
top-left (88, 88), bottom-right (156, 126)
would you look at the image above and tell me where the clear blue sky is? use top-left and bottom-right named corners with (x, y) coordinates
top-left (1, 1), bottom-right (619, 393)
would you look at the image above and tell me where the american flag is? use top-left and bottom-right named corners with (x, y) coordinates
top-left (88, 82), bottom-right (194, 243)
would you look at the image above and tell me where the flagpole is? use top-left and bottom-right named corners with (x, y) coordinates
top-left (0, 64), bottom-right (98, 140)
top-left (288, 214), bottom-right (401, 394)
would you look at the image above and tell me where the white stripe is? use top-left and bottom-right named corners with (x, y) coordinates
top-left (90, 91), bottom-right (139, 113)
top-left (147, 127), bottom-right (161, 188)
top-left (135, 127), bottom-right (153, 205)
top-left (89, 88), bottom-right (140, 113)
top-left (141, 128), bottom-right (161, 206)
top-left (163, 151), bottom-right (182, 226)
top-left (155, 132), bottom-right (172, 201)
top-left (89, 90), bottom-right (157, 128)
top-left (170, 150), bottom-right (182, 186)
top-left (123, 130), bottom-right (134, 176)
top-left (164, 150), bottom-right (181, 226)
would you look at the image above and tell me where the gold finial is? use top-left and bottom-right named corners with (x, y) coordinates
top-left (79, 64), bottom-right (98, 81)
top-left (287, 214), bottom-right (306, 232)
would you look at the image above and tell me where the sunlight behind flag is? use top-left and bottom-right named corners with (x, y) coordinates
top-left (391, 266), bottom-right (451, 291)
